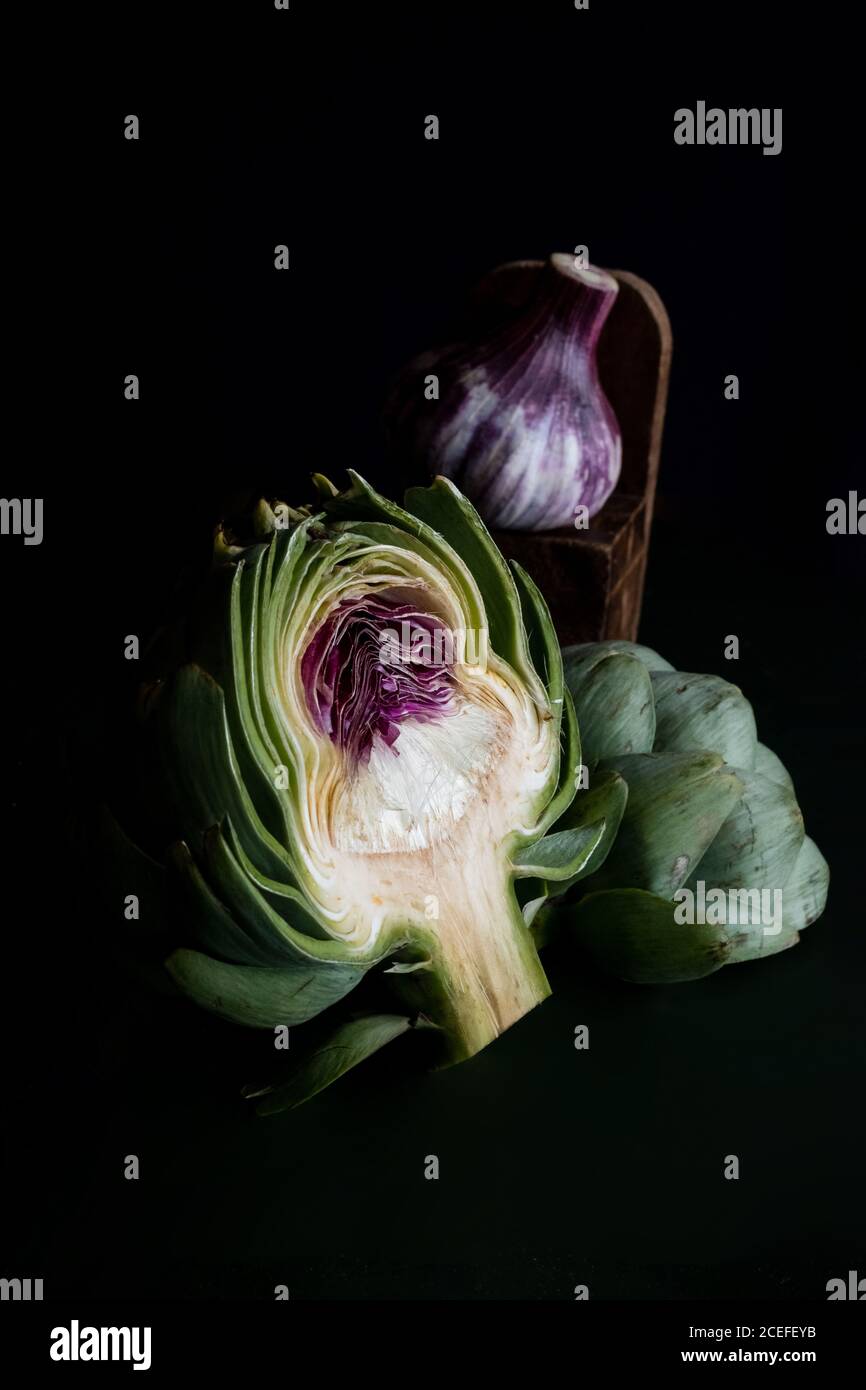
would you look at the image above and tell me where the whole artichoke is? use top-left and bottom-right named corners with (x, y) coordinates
top-left (546, 640), bottom-right (830, 982)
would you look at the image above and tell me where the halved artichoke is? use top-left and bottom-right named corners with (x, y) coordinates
top-left (110, 473), bottom-right (625, 1109)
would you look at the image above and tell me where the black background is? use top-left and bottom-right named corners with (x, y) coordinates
top-left (2, 2), bottom-right (864, 1303)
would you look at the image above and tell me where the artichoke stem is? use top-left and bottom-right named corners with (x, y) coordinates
top-left (420, 873), bottom-right (552, 1065)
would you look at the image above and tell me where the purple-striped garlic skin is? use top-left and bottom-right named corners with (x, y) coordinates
top-left (387, 255), bottom-right (622, 531)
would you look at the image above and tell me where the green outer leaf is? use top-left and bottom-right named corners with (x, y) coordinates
top-left (258, 517), bottom-right (339, 790)
top-left (322, 473), bottom-right (491, 667)
top-left (779, 835), bottom-right (830, 935)
top-left (511, 821), bottom-right (606, 881)
top-left (166, 949), bottom-right (365, 1029)
top-left (562, 651), bottom-right (656, 768)
top-left (570, 888), bottom-right (730, 983)
top-left (650, 671), bottom-right (758, 771)
top-left (226, 553), bottom-right (291, 840)
top-left (530, 905), bottom-right (558, 950)
top-left (589, 751), bottom-right (745, 899)
top-left (311, 473), bottom-right (339, 499)
top-left (384, 958), bottom-right (433, 975)
top-left (514, 768), bottom-right (628, 897)
top-left (523, 891), bottom-right (550, 931)
top-left (326, 519), bottom-right (464, 596)
top-left (222, 818), bottom-right (333, 939)
top-left (754, 741), bottom-right (795, 793)
top-left (157, 666), bottom-right (381, 964)
top-left (722, 919), bottom-right (796, 965)
top-left (509, 560), bottom-right (562, 699)
top-left (98, 805), bottom-right (168, 922)
top-left (156, 663), bottom-right (292, 883)
top-left (250, 1014), bottom-right (414, 1114)
top-left (684, 766), bottom-right (804, 895)
top-left (562, 640), bottom-right (675, 684)
top-left (722, 835), bottom-right (828, 965)
top-left (202, 823), bottom-right (390, 964)
top-left (509, 560), bottom-right (576, 833)
top-left (693, 884), bottom-right (797, 968)
top-left (544, 768), bottom-right (629, 895)
top-left (520, 771), bottom-right (629, 948)
top-left (169, 841), bottom-right (290, 967)
top-left (403, 475), bottom-right (536, 686)
top-left (537, 684), bottom-right (581, 837)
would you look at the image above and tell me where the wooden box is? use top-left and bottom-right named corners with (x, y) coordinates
top-left (471, 261), bottom-right (672, 647)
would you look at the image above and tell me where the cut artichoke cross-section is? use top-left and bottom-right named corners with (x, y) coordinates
top-left (267, 492), bottom-right (561, 1060)
top-left (153, 475), bottom-right (618, 1075)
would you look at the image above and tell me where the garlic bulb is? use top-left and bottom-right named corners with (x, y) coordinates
top-left (386, 253), bottom-right (622, 531)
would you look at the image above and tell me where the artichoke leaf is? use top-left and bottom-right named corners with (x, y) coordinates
top-left (404, 475), bottom-right (536, 685)
top-left (534, 684), bottom-right (581, 838)
top-left (545, 768), bottom-right (629, 894)
top-left (522, 890), bottom-right (550, 931)
top-left (311, 472), bottom-right (340, 500)
top-left (570, 888), bottom-right (731, 983)
top-left (155, 663), bottom-right (293, 884)
top-left (561, 651), bottom-right (656, 768)
top-left (528, 900), bottom-right (557, 948)
top-left (513, 768), bottom-right (628, 897)
top-left (650, 671), bottom-right (758, 771)
top-left (512, 821), bottom-right (606, 882)
top-left (685, 767), bottom-right (804, 896)
top-left (754, 741), bottom-right (796, 793)
top-left (562, 639), bottom-right (674, 684)
top-left (169, 841), bottom-right (294, 968)
top-left (222, 818), bottom-right (345, 939)
top-left (778, 835), bottom-right (830, 935)
top-left (166, 948), bottom-right (366, 1029)
top-left (245, 1013), bottom-right (415, 1114)
top-left (509, 561), bottom-right (562, 696)
top-left (590, 751), bottom-right (745, 899)
top-left (203, 823), bottom-right (390, 965)
top-left (322, 473), bottom-right (490, 661)
top-left (98, 805), bottom-right (168, 924)
top-left (725, 835), bottom-right (829, 964)
top-left (224, 556), bottom-right (296, 841)
top-left (509, 560), bottom-right (576, 833)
